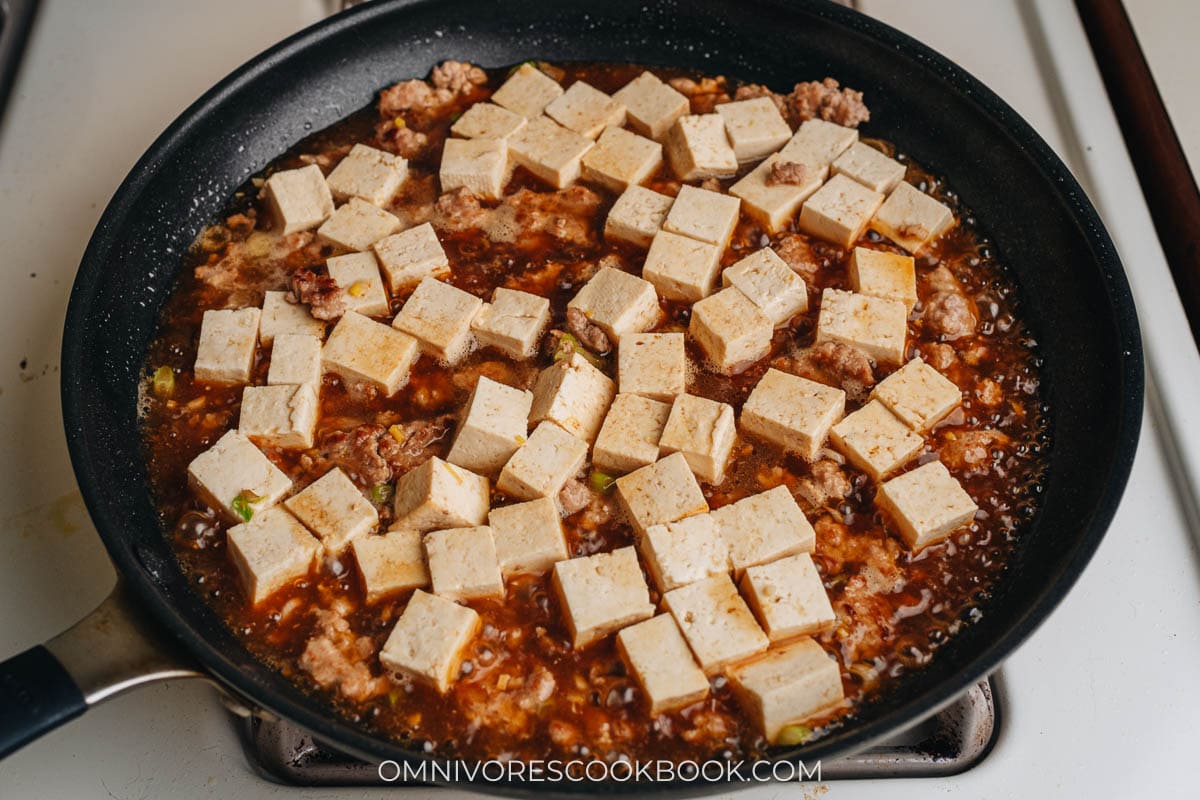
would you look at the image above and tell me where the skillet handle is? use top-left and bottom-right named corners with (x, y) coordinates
top-left (0, 581), bottom-right (205, 760)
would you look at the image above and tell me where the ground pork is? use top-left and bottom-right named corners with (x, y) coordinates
top-left (434, 185), bottom-right (601, 250)
top-left (668, 76), bottom-right (730, 113)
top-left (290, 267), bottom-right (344, 321)
top-left (784, 341), bottom-right (875, 400)
top-left (766, 160), bottom-right (808, 186)
top-left (566, 307), bottom-right (611, 354)
top-left (925, 291), bottom-right (977, 340)
top-left (940, 429), bottom-right (1011, 477)
top-left (299, 609), bottom-right (387, 702)
top-left (773, 234), bottom-right (823, 284)
top-left (794, 459), bottom-right (852, 510)
top-left (785, 78), bottom-right (870, 128)
top-left (558, 478), bottom-right (594, 516)
top-left (318, 417), bottom-right (453, 487)
top-left (430, 60), bottom-right (487, 93)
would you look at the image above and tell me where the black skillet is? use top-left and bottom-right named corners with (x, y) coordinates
top-left (0, 0), bottom-right (1142, 792)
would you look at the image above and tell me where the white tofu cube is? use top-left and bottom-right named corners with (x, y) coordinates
top-left (729, 154), bottom-right (822, 233)
top-left (593, 393), bottom-right (671, 475)
top-left (740, 368), bottom-right (846, 459)
top-left (424, 526), bottom-right (504, 601)
top-left (439, 138), bottom-right (509, 200)
top-left (285, 467), bottom-right (379, 554)
top-left (267, 333), bottom-right (322, 387)
top-left (373, 223), bottom-right (450, 292)
top-left (798, 174), bottom-right (885, 248)
top-left (194, 307), bottom-right (260, 384)
top-left (604, 185), bottom-right (675, 249)
top-left (529, 351), bottom-right (616, 442)
top-left (639, 512), bottom-right (728, 593)
top-left (618, 332), bottom-right (686, 401)
top-left (663, 184), bottom-right (742, 248)
top-left (325, 143), bottom-right (407, 206)
top-left (392, 277), bottom-right (483, 365)
top-left (830, 399), bottom-right (924, 481)
top-left (490, 64), bottom-right (563, 118)
top-left (322, 310), bottom-right (418, 395)
top-left (777, 119), bottom-right (859, 177)
top-left (496, 421), bottom-right (589, 501)
top-left (740, 553), bottom-right (835, 643)
top-left (238, 383), bottom-right (319, 449)
top-left (727, 637), bottom-right (844, 741)
top-left (659, 393), bottom-right (737, 484)
top-left (642, 230), bottom-right (722, 302)
top-left (665, 114), bottom-right (738, 181)
top-left (352, 529), bottom-right (430, 604)
top-left (470, 287), bottom-right (551, 359)
top-left (447, 375), bottom-right (533, 476)
top-left (616, 614), bottom-right (710, 714)
top-left (508, 116), bottom-right (594, 189)
top-left (722, 248), bottom-right (808, 325)
top-left (265, 164), bottom-right (334, 234)
top-left (488, 497), bottom-right (569, 577)
top-left (581, 126), bottom-right (662, 193)
top-left (226, 506), bottom-right (320, 605)
top-left (713, 485), bottom-right (815, 574)
top-left (552, 547), bottom-right (655, 647)
top-left (716, 97), bottom-right (792, 163)
top-left (566, 266), bottom-right (660, 342)
top-left (614, 452), bottom-right (708, 535)
top-left (545, 80), bottom-right (626, 139)
top-left (450, 102), bottom-right (527, 140)
top-left (663, 574), bottom-right (768, 674)
top-left (392, 456), bottom-right (490, 533)
top-left (317, 197), bottom-right (401, 251)
top-left (871, 357), bottom-right (962, 431)
top-left (832, 141), bottom-right (906, 194)
top-left (848, 247), bottom-right (917, 312)
top-left (816, 288), bottom-right (909, 365)
top-left (876, 460), bottom-right (978, 550)
top-left (260, 291), bottom-right (325, 345)
top-left (187, 430), bottom-right (291, 521)
top-left (327, 251), bottom-right (390, 318)
top-left (871, 181), bottom-right (956, 253)
top-left (380, 589), bottom-right (480, 693)
top-left (612, 71), bottom-right (690, 141)
top-left (689, 287), bottom-right (773, 375)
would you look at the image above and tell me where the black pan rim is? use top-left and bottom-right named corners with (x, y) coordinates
top-left (60, 0), bottom-right (1143, 793)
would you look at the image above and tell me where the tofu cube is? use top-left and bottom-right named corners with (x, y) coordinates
top-left (226, 506), bottom-right (320, 605)
top-left (612, 71), bottom-right (690, 141)
top-left (508, 116), bottom-right (594, 189)
top-left (740, 553), bottom-right (835, 643)
top-left (373, 223), bottom-right (450, 293)
top-left (729, 154), bottom-right (822, 233)
top-left (238, 383), bottom-right (319, 449)
top-left (325, 143), bottom-right (407, 206)
top-left (832, 141), bottom-right (906, 194)
top-left (663, 184), bottom-right (742, 248)
top-left (546, 80), bottom-right (626, 139)
top-left (740, 368), bottom-right (846, 459)
top-left (581, 126), bottom-right (662, 193)
top-left (614, 452), bottom-right (708, 535)
top-left (327, 251), bottom-right (390, 318)
top-left (285, 467), bottom-right (379, 554)
top-left (722, 248), bottom-right (809, 326)
top-left (877, 460), bottom-right (978, 550)
top-left (391, 277), bottom-right (483, 365)
top-left (798, 174), bottom-right (885, 248)
top-left (777, 119), bottom-right (859, 177)
top-left (642, 231), bottom-right (722, 302)
top-left (529, 351), bottom-right (616, 442)
top-left (392, 457), bottom-right (490, 533)
top-left (322, 310), bottom-right (418, 395)
top-left (194, 307), bottom-right (260, 384)
top-left (552, 546), bottom-right (655, 648)
top-left (260, 291), bottom-right (324, 345)
top-left (470, 287), bottom-right (551, 359)
top-left (424, 526), bottom-right (504, 601)
top-left (727, 637), bottom-right (844, 741)
top-left (352, 529), bottom-right (430, 604)
top-left (567, 266), bottom-right (661, 342)
top-left (267, 333), bottom-right (322, 387)
top-left (488, 497), bottom-right (569, 577)
top-left (496, 421), bottom-right (589, 501)
top-left (616, 614), bottom-right (710, 714)
top-left (872, 357), bottom-right (962, 431)
top-left (659, 393), bottom-right (737, 484)
top-left (447, 375), bottom-right (533, 476)
top-left (618, 332), bottom-right (686, 401)
top-left (317, 197), bottom-right (401, 251)
top-left (713, 485), bottom-right (815, 574)
top-left (187, 430), bottom-right (291, 521)
top-left (816, 288), bottom-right (909, 365)
top-left (439, 137), bottom-right (509, 200)
top-left (490, 64), bottom-right (564, 118)
top-left (689, 287), bottom-right (773, 374)
top-left (871, 181), bottom-right (956, 253)
top-left (604, 185), bottom-right (675, 249)
top-left (848, 247), bottom-right (918, 312)
top-left (663, 574), bottom-right (769, 674)
top-left (830, 399), bottom-right (924, 481)
top-left (264, 164), bottom-right (334, 234)
top-left (379, 589), bottom-right (480, 693)
top-left (639, 512), bottom-right (728, 593)
top-left (665, 114), bottom-right (738, 181)
top-left (716, 97), bottom-right (792, 163)
top-left (593, 393), bottom-right (671, 475)
top-left (450, 102), bottom-right (527, 140)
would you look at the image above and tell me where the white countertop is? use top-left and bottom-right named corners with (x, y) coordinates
top-left (1, 1), bottom-right (1198, 798)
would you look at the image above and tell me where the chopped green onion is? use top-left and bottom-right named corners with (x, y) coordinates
top-left (231, 490), bottom-right (262, 523)
top-left (775, 724), bottom-right (812, 746)
top-left (554, 333), bottom-right (606, 370)
top-left (151, 366), bottom-right (175, 398)
top-left (370, 483), bottom-right (395, 505)
top-left (589, 470), bottom-right (615, 493)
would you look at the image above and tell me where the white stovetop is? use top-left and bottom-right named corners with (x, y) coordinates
top-left (2, 1), bottom-right (1198, 798)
